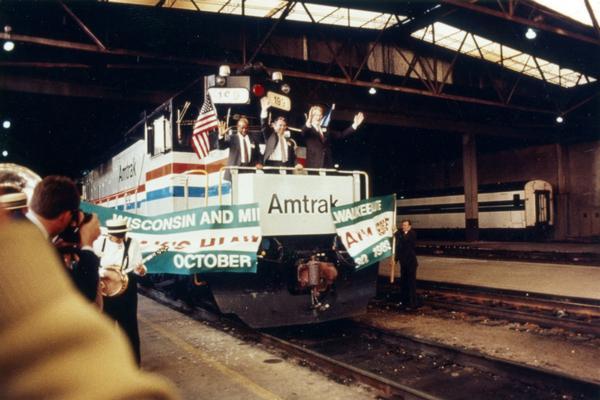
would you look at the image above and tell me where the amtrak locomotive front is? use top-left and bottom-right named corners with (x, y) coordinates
top-left (82, 67), bottom-right (379, 327)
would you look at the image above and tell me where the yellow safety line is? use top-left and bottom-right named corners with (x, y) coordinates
top-left (140, 316), bottom-right (282, 400)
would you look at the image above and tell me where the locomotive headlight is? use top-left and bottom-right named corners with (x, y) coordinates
top-left (272, 71), bottom-right (283, 82)
top-left (215, 75), bottom-right (227, 87)
top-left (218, 65), bottom-right (231, 77)
top-left (280, 83), bottom-right (291, 94)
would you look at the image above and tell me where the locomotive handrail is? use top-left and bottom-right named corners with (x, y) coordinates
top-left (217, 165), bottom-right (370, 206)
top-left (171, 169), bottom-right (209, 209)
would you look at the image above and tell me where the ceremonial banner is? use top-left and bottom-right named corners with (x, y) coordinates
top-left (331, 194), bottom-right (396, 270)
top-left (81, 201), bottom-right (261, 274)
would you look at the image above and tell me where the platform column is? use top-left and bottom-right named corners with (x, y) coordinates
top-left (554, 143), bottom-right (570, 240)
top-left (462, 133), bottom-right (479, 241)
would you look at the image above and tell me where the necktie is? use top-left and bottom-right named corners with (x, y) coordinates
top-left (279, 136), bottom-right (287, 163)
top-left (241, 136), bottom-right (249, 164)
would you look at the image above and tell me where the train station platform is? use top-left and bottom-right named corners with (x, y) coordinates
top-left (138, 295), bottom-right (375, 400)
top-left (416, 240), bottom-right (600, 266)
top-left (379, 256), bottom-right (600, 301)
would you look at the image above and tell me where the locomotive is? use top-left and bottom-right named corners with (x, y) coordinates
top-left (82, 66), bottom-right (378, 327)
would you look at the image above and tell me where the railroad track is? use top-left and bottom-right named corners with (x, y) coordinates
top-left (416, 245), bottom-right (600, 266)
top-left (139, 286), bottom-right (599, 400)
top-left (377, 279), bottom-right (600, 336)
top-left (409, 280), bottom-right (600, 336)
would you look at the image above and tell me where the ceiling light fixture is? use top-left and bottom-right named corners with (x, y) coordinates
top-left (369, 78), bottom-right (380, 95)
top-left (3, 41), bottom-right (14, 52)
top-left (3, 25), bottom-right (14, 52)
top-left (525, 27), bottom-right (537, 40)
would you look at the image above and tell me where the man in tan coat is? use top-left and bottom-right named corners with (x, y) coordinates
top-left (0, 217), bottom-right (179, 400)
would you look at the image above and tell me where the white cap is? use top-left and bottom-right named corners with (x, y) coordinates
top-left (106, 217), bottom-right (130, 234)
top-left (0, 192), bottom-right (27, 210)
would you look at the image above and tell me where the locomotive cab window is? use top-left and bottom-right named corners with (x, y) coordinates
top-left (149, 115), bottom-right (173, 156)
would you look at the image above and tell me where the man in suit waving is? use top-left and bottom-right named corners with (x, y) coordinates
top-left (218, 117), bottom-right (262, 181)
top-left (260, 97), bottom-right (300, 169)
top-left (301, 105), bottom-right (365, 169)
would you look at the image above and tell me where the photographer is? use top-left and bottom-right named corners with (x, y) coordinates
top-left (28, 175), bottom-right (102, 304)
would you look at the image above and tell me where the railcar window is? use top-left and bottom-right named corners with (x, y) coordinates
top-left (513, 194), bottom-right (520, 207)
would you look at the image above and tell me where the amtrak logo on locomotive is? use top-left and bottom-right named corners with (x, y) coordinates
top-left (118, 160), bottom-right (137, 182)
top-left (267, 193), bottom-right (340, 214)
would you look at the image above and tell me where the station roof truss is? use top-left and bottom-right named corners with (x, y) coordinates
top-left (106, 0), bottom-right (599, 87)
top-left (412, 21), bottom-right (596, 88)
top-left (0, 0), bottom-right (598, 139)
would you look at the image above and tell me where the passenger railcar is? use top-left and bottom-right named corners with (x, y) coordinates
top-left (396, 180), bottom-right (553, 240)
top-left (82, 69), bottom-right (378, 328)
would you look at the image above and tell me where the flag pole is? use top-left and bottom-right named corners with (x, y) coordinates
top-left (390, 193), bottom-right (397, 283)
top-left (321, 103), bottom-right (335, 128)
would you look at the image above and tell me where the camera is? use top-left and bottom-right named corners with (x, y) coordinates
top-left (54, 210), bottom-right (93, 254)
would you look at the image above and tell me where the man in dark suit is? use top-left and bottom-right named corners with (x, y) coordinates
top-left (28, 176), bottom-right (102, 305)
top-left (218, 117), bottom-right (262, 181)
top-left (301, 105), bottom-right (365, 169)
top-left (395, 219), bottom-right (419, 309)
top-left (260, 97), bottom-right (299, 168)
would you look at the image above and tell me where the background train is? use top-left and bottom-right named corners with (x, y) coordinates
top-left (82, 67), bottom-right (379, 328)
top-left (396, 180), bottom-right (554, 240)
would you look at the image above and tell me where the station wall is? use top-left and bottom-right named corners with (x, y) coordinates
top-left (409, 139), bottom-right (600, 240)
top-left (567, 141), bottom-right (600, 239)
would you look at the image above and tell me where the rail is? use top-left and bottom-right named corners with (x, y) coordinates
top-left (172, 169), bottom-right (209, 287)
top-left (171, 169), bottom-right (209, 209)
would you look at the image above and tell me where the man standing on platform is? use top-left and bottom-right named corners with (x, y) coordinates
top-left (395, 219), bottom-right (419, 310)
top-left (94, 217), bottom-right (147, 365)
top-left (260, 97), bottom-right (299, 168)
top-left (301, 104), bottom-right (365, 169)
top-left (218, 116), bottom-right (262, 181)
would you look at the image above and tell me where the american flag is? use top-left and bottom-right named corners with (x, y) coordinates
top-left (191, 93), bottom-right (219, 160)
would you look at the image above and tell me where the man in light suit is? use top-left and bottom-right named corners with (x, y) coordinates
top-left (218, 117), bottom-right (262, 181)
top-left (301, 105), bottom-right (365, 169)
top-left (260, 97), bottom-right (300, 168)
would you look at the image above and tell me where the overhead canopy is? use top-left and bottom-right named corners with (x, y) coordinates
top-left (0, 0), bottom-right (598, 175)
top-left (531, 0), bottom-right (600, 26)
top-left (107, 0), bottom-right (599, 86)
